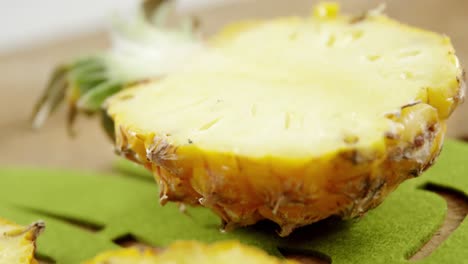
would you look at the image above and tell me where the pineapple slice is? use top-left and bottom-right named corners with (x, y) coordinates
top-left (105, 3), bottom-right (464, 235)
top-left (0, 218), bottom-right (45, 264)
top-left (84, 240), bottom-right (297, 264)
top-left (33, 3), bottom-right (465, 236)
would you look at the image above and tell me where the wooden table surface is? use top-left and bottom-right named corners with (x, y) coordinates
top-left (0, 0), bottom-right (467, 262)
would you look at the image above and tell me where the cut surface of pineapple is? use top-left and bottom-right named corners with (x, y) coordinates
top-left (0, 218), bottom-right (44, 264)
top-left (109, 9), bottom-right (461, 159)
top-left (106, 3), bottom-right (464, 235)
top-left (84, 240), bottom-right (297, 264)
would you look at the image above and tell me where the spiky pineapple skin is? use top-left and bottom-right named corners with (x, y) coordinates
top-left (0, 218), bottom-right (45, 264)
top-left (84, 240), bottom-right (298, 264)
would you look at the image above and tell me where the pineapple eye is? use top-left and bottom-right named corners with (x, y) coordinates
top-left (326, 34), bottom-right (336, 47)
top-left (198, 117), bottom-right (223, 132)
top-left (398, 49), bottom-right (422, 58)
top-left (250, 104), bottom-right (257, 117)
top-left (284, 112), bottom-right (292, 130)
top-left (289, 31), bottom-right (299, 40)
top-left (350, 30), bottom-right (364, 41)
top-left (344, 134), bottom-right (360, 144)
top-left (400, 71), bottom-right (414, 80)
top-left (117, 94), bottom-right (135, 101)
top-left (366, 54), bottom-right (382, 62)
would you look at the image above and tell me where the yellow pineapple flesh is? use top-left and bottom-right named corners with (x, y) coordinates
top-left (104, 3), bottom-right (464, 236)
top-left (0, 218), bottom-right (45, 264)
top-left (84, 240), bottom-right (297, 264)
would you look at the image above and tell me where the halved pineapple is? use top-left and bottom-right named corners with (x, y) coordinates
top-left (105, 3), bottom-right (464, 235)
top-left (84, 240), bottom-right (297, 264)
top-left (0, 218), bottom-right (45, 264)
top-left (33, 2), bottom-right (465, 236)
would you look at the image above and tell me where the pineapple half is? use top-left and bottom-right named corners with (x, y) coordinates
top-left (33, 2), bottom-right (465, 236)
top-left (0, 218), bottom-right (45, 264)
top-left (84, 241), bottom-right (297, 264)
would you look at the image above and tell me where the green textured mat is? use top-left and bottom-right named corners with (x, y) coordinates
top-left (0, 139), bottom-right (467, 263)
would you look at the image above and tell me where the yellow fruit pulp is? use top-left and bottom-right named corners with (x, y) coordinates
top-left (84, 240), bottom-right (297, 264)
top-left (108, 5), bottom-right (461, 160)
top-left (0, 218), bottom-right (44, 264)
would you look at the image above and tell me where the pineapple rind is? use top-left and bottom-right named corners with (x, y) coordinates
top-left (112, 102), bottom-right (447, 236)
top-left (106, 4), bottom-right (464, 236)
top-left (0, 218), bottom-right (44, 264)
top-left (84, 240), bottom-right (298, 264)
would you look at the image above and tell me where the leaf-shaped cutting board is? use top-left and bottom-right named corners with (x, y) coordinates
top-left (0, 139), bottom-right (467, 263)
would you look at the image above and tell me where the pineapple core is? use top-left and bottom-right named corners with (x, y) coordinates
top-left (105, 4), bottom-right (463, 235)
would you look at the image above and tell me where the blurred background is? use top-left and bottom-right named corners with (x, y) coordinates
top-left (0, 0), bottom-right (232, 53)
top-left (0, 0), bottom-right (467, 171)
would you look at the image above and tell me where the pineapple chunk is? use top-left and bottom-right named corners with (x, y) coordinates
top-left (84, 241), bottom-right (297, 264)
top-left (0, 218), bottom-right (45, 264)
top-left (105, 3), bottom-right (464, 235)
